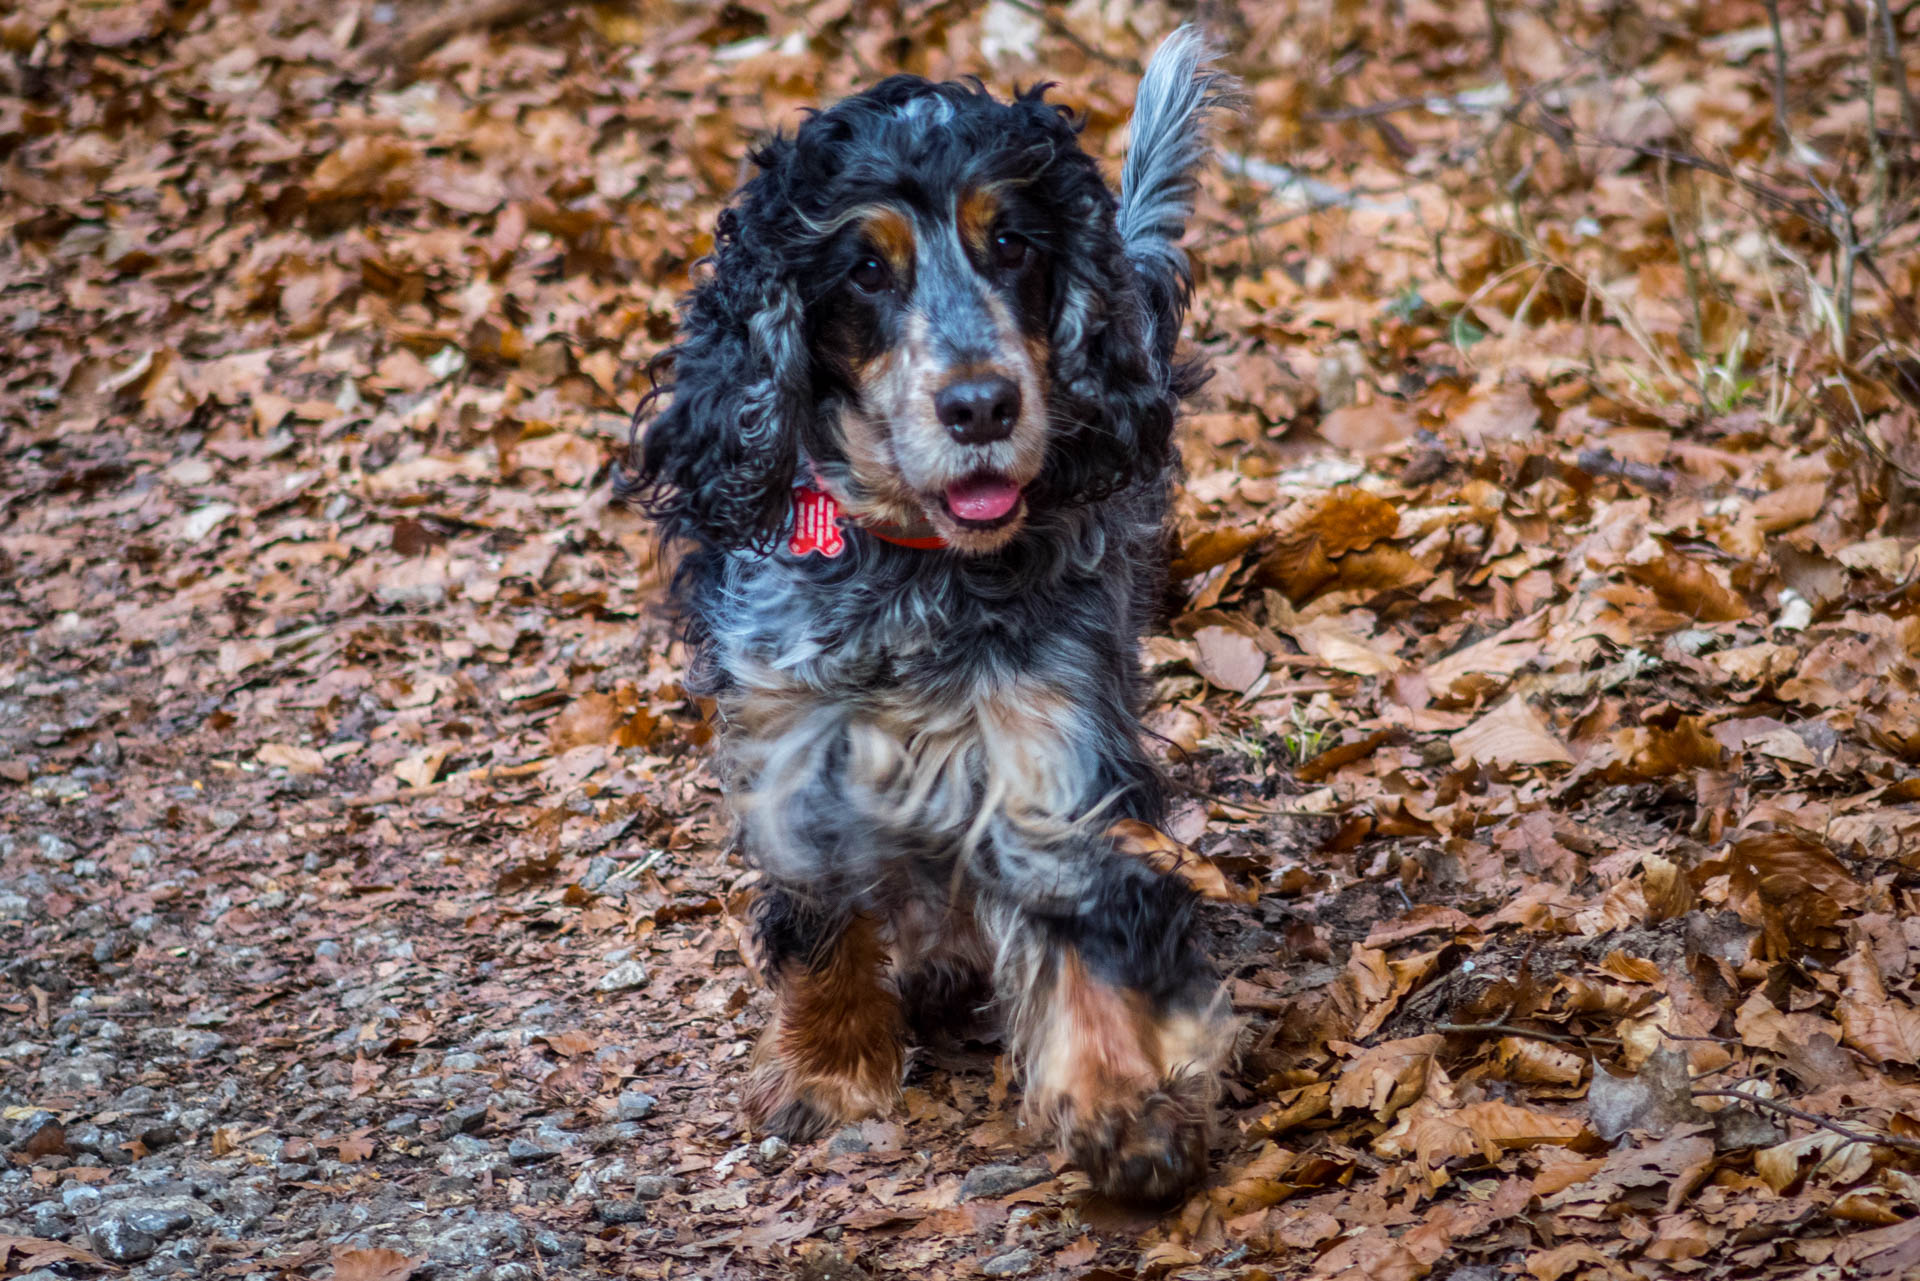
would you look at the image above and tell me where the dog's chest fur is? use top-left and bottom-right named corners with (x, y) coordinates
top-left (693, 503), bottom-right (1163, 892)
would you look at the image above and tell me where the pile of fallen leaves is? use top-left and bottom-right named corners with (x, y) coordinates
top-left (6, 0), bottom-right (1920, 1278)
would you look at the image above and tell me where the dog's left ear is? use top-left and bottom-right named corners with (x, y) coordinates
top-left (1044, 184), bottom-right (1179, 499)
top-left (620, 144), bottom-right (811, 550)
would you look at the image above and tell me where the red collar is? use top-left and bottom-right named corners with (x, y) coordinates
top-left (788, 478), bottom-right (947, 557)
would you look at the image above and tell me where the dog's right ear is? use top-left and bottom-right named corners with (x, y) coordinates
top-left (619, 142), bottom-right (811, 551)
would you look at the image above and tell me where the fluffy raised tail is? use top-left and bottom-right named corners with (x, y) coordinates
top-left (1117, 25), bottom-right (1236, 362)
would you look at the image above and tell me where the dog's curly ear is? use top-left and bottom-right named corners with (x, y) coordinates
top-left (1042, 175), bottom-right (1180, 503)
top-left (619, 151), bottom-right (811, 551)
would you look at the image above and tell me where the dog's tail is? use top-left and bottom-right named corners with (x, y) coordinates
top-left (1117, 25), bottom-right (1236, 363)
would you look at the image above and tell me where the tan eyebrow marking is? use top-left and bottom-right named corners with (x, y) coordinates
top-left (957, 185), bottom-right (1001, 257)
top-left (859, 206), bottom-right (916, 278)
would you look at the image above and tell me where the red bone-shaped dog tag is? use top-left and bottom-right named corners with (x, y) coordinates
top-left (787, 483), bottom-right (846, 558)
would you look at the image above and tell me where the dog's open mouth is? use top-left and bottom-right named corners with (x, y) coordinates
top-left (941, 473), bottom-right (1024, 529)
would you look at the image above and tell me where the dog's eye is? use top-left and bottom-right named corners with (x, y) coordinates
top-left (850, 256), bottom-right (892, 293)
top-left (990, 232), bottom-right (1030, 270)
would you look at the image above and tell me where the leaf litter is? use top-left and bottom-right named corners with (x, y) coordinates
top-left (5, 0), bottom-right (1920, 1278)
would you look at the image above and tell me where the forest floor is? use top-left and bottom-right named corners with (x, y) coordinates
top-left (7, 1), bottom-right (1920, 1279)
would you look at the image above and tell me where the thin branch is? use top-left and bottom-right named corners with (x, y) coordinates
top-left (1436, 1021), bottom-right (1622, 1048)
top-left (994, 0), bottom-right (1140, 74)
top-left (1762, 0), bottom-right (1793, 154)
top-left (1877, 0), bottom-right (1920, 139)
top-left (1693, 1086), bottom-right (1920, 1157)
top-left (363, 0), bottom-right (561, 69)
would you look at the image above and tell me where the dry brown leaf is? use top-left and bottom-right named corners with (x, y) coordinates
top-left (1375, 1097), bottom-right (1585, 1179)
top-left (1597, 950), bottom-right (1662, 985)
top-left (1837, 944), bottom-right (1920, 1066)
top-left (1208, 1141), bottom-right (1295, 1216)
top-left (1283, 614), bottom-right (1403, 675)
top-left (1329, 1034), bottom-right (1447, 1121)
top-left (1696, 830), bottom-right (1864, 956)
top-left (1494, 1036), bottom-right (1585, 1086)
top-left (1451, 384), bottom-right (1540, 444)
top-left (1318, 400), bottom-right (1418, 453)
top-left (1107, 819), bottom-right (1251, 903)
top-left (551, 691), bottom-right (621, 751)
top-left (1746, 480), bottom-right (1827, 532)
top-left (1733, 990), bottom-right (1841, 1053)
top-left (331, 1246), bottom-right (422, 1281)
top-left (1624, 546), bottom-right (1748, 622)
top-left (1451, 694), bottom-right (1572, 768)
top-left (0, 1234), bottom-right (110, 1273)
top-left (1754, 1125), bottom-right (1875, 1192)
top-left (257, 742), bottom-right (326, 774)
top-left (1525, 1242), bottom-right (1632, 1281)
top-left (1256, 488), bottom-right (1400, 601)
top-left (1190, 625), bottom-right (1267, 693)
top-left (394, 744), bottom-right (452, 789)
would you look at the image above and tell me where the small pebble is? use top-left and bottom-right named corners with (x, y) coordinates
top-left (593, 960), bottom-right (649, 993)
top-left (958, 1164), bottom-right (1050, 1202)
top-left (595, 1199), bottom-right (649, 1224)
top-left (89, 1219), bottom-right (157, 1264)
top-left (981, 1247), bottom-right (1036, 1276)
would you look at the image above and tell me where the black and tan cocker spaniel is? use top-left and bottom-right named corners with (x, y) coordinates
top-left (621, 28), bottom-right (1237, 1204)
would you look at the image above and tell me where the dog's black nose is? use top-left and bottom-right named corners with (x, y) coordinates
top-left (934, 375), bottom-right (1021, 444)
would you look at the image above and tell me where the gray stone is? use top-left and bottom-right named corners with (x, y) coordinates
top-left (827, 1125), bottom-right (870, 1156)
top-left (630, 1174), bottom-right (679, 1200)
top-left (614, 1091), bottom-right (656, 1121)
top-left (593, 961), bottom-right (649, 993)
top-left (595, 1199), bottom-right (649, 1224)
top-left (12, 1111), bottom-right (64, 1154)
top-left (958, 1164), bottom-right (1050, 1202)
top-left (115, 1199), bottom-right (198, 1237)
top-left (169, 1029), bottom-right (226, 1059)
top-left (447, 1104), bottom-right (489, 1133)
top-left (755, 1136), bottom-right (792, 1170)
top-left (507, 1136), bottom-right (555, 1163)
top-left (24, 1200), bottom-right (67, 1237)
top-left (981, 1248), bottom-right (1036, 1276)
top-left (139, 1121), bottom-right (181, 1149)
top-left (420, 1209), bottom-right (528, 1265)
top-left (40, 1052), bottom-right (115, 1093)
top-left (89, 1218), bottom-right (157, 1263)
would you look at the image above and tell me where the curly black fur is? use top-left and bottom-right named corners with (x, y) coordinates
top-left (616, 29), bottom-right (1237, 1201)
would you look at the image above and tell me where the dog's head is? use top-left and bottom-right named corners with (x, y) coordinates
top-left (626, 76), bottom-right (1176, 556)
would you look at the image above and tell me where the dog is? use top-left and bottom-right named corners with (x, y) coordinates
top-left (621, 28), bottom-right (1236, 1204)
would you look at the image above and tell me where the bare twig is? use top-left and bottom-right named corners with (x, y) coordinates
top-left (364, 0), bottom-right (561, 69)
top-left (994, 0), bottom-right (1140, 74)
top-left (1693, 1086), bottom-right (1920, 1157)
top-left (1762, 0), bottom-right (1793, 154)
top-left (1876, 0), bottom-right (1920, 140)
top-left (1167, 778), bottom-right (1327, 818)
top-left (1436, 1021), bottom-right (1622, 1048)
top-left (344, 758), bottom-right (554, 808)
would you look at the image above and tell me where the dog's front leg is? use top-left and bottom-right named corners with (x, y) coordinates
top-left (741, 889), bottom-right (905, 1141)
top-left (981, 851), bottom-right (1232, 1205)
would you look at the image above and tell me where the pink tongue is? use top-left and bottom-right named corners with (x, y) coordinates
top-left (944, 475), bottom-right (1021, 522)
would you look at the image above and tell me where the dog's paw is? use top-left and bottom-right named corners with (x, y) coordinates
top-left (741, 1022), bottom-right (902, 1142)
top-left (1060, 1076), bottom-right (1211, 1207)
